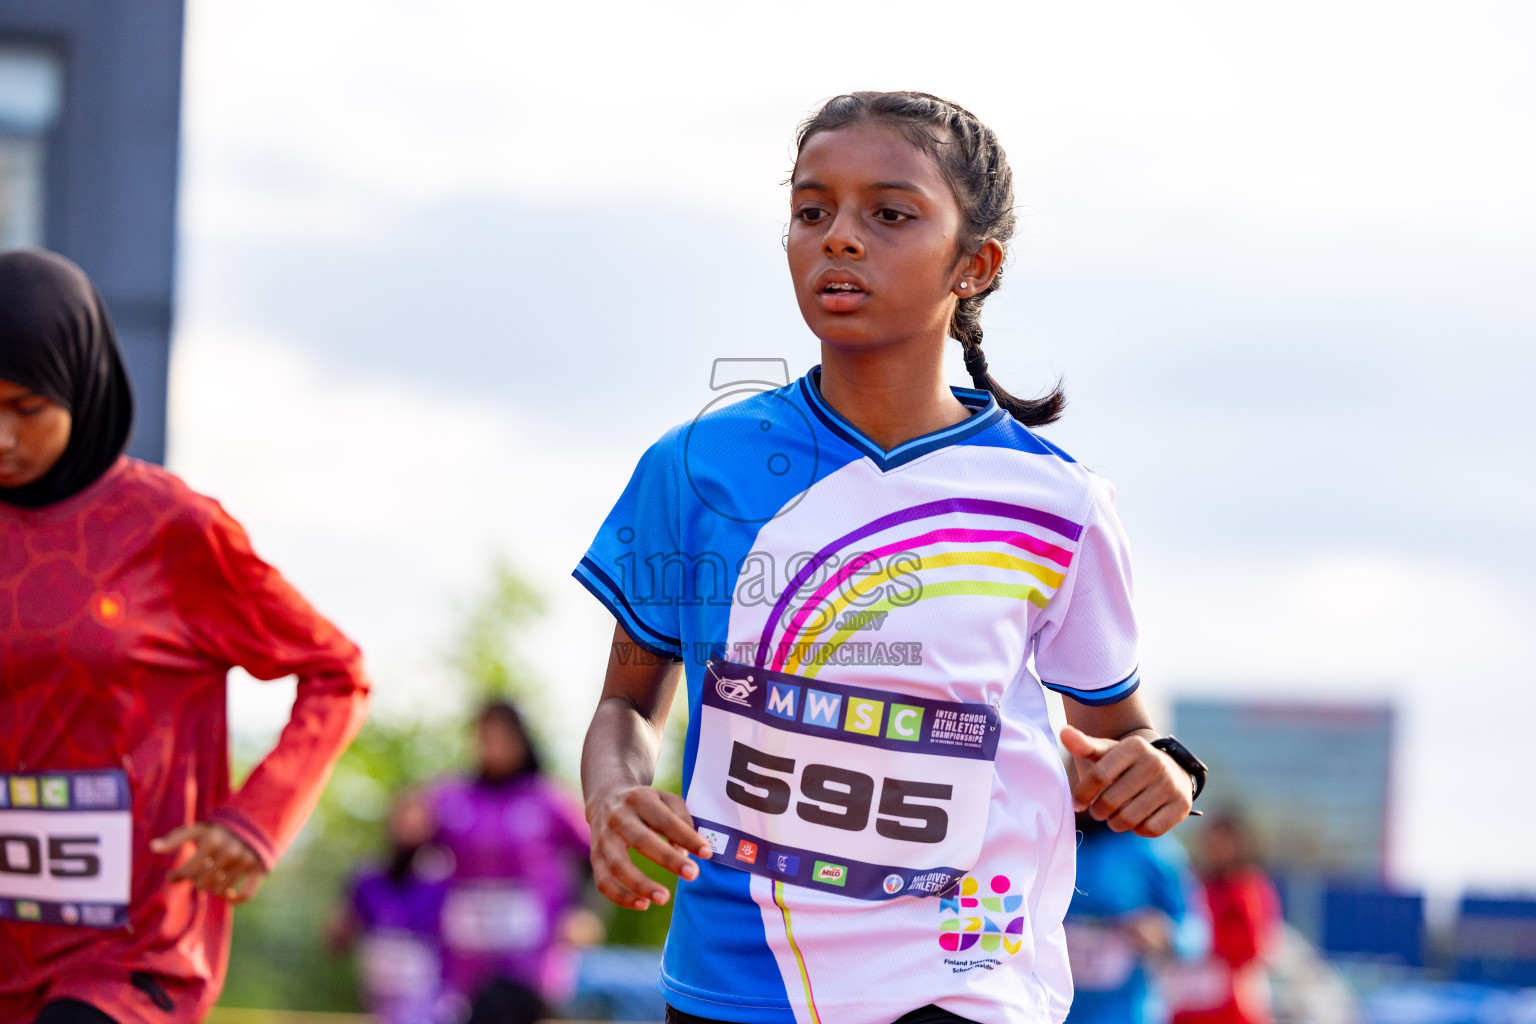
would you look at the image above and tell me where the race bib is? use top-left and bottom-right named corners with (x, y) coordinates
top-left (0, 769), bottom-right (132, 928)
top-left (687, 660), bottom-right (999, 901)
top-left (1157, 959), bottom-right (1232, 1011)
top-left (1064, 919), bottom-right (1138, 990)
top-left (358, 930), bottom-right (442, 1001)
top-left (441, 881), bottom-right (544, 953)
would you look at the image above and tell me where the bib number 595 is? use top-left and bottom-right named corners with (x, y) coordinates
top-left (725, 741), bottom-right (952, 844)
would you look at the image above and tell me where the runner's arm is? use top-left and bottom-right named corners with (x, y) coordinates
top-left (1060, 691), bottom-right (1193, 838)
top-left (581, 621), bottom-right (710, 911)
top-left (154, 505), bottom-right (371, 899)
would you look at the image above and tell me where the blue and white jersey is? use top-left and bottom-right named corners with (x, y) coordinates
top-left (574, 367), bottom-right (1141, 1024)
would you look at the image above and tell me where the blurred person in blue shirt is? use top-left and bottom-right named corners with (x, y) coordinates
top-left (1065, 810), bottom-right (1209, 1024)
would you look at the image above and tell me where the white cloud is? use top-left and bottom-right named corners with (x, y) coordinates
top-left (182, 0), bottom-right (1536, 232)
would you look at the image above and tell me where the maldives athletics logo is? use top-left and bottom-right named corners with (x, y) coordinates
top-left (939, 874), bottom-right (1025, 955)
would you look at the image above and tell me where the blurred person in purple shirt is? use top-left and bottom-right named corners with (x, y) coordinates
top-left (430, 700), bottom-right (596, 1023)
top-left (329, 788), bottom-right (454, 1024)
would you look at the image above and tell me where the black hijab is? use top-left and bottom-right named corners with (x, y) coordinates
top-left (0, 249), bottom-right (134, 508)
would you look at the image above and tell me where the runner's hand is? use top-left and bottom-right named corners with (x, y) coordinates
top-left (587, 785), bottom-right (712, 911)
top-left (151, 822), bottom-right (269, 903)
top-left (1121, 909), bottom-right (1174, 956)
top-left (1061, 725), bottom-right (1192, 837)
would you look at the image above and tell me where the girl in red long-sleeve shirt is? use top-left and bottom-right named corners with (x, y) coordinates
top-left (1169, 815), bottom-right (1283, 1024)
top-left (0, 249), bottom-right (371, 1024)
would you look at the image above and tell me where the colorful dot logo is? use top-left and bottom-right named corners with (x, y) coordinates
top-left (938, 874), bottom-right (1025, 955)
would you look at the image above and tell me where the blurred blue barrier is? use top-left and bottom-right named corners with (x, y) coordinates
top-left (1457, 897), bottom-right (1536, 988)
top-left (1322, 884), bottom-right (1425, 967)
top-left (566, 946), bottom-right (666, 1022)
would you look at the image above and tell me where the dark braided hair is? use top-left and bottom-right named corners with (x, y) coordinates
top-left (793, 91), bottom-right (1065, 427)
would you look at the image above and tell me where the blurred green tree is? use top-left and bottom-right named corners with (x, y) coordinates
top-left (450, 558), bottom-right (546, 707)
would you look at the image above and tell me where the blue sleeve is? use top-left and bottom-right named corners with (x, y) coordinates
top-left (573, 428), bottom-right (687, 660)
top-left (1144, 837), bottom-right (1210, 961)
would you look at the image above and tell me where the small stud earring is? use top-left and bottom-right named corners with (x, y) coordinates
top-left (959, 282), bottom-right (969, 290)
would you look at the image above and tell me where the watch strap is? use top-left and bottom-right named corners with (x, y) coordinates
top-left (1151, 735), bottom-right (1208, 802)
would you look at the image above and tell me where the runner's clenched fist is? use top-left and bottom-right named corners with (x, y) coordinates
top-left (1061, 721), bottom-right (1194, 837)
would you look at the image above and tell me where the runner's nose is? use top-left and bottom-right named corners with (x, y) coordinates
top-left (822, 209), bottom-right (864, 260)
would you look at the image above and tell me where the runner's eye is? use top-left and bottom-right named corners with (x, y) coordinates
top-left (873, 208), bottom-right (908, 223)
top-left (797, 208), bottom-right (827, 224)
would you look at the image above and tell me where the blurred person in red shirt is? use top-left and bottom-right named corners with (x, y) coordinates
top-left (0, 250), bottom-right (371, 1024)
top-left (1168, 813), bottom-right (1283, 1024)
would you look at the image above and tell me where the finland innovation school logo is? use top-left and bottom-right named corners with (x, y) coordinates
top-left (940, 875), bottom-right (1026, 955)
top-left (684, 358), bottom-right (820, 525)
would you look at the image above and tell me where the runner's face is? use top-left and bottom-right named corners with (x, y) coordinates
top-left (476, 718), bottom-right (529, 778)
top-left (1200, 823), bottom-right (1243, 873)
top-left (389, 792), bottom-right (435, 848)
top-left (0, 378), bottom-right (71, 488)
top-left (788, 123), bottom-right (965, 352)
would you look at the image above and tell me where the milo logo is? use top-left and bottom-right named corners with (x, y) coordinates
top-left (812, 860), bottom-right (847, 887)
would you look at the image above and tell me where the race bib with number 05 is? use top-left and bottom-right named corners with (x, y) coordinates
top-left (0, 769), bottom-right (132, 928)
top-left (687, 661), bottom-right (999, 902)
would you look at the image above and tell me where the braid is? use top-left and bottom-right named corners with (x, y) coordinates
top-left (794, 92), bottom-right (1066, 427)
top-left (955, 301), bottom-right (1064, 425)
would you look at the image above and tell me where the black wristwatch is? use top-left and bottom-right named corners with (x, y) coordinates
top-left (1151, 735), bottom-right (1208, 802)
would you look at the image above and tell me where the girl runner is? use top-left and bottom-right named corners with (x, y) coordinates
top-left (330, 788), bottom-right (453, 1024)
top-left (575, 92), bottom-right (1203, 1024)
top-left (1168, 815), bottom-right (1281, 1024)
top-left (0, 249), bottom-right (371, 1024)
top-left (429, 700), bottom-right (593, 1024)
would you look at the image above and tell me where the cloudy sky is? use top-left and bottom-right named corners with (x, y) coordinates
top-left (167, 0), bottom-right (1536, 895)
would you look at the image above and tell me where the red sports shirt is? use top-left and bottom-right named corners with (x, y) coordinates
top-left (1170, 868), bottom-right (1283, 1024)
top-left (0, 458), bottom-right (370, 1024)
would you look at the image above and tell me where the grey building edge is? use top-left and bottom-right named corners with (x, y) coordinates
top-left (1, 0), bottom-right (185, 464)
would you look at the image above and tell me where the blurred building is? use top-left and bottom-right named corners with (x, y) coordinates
top-left (1171, 699), bottom-right (1429, 969)
top-left (0, 0), bottom-right (184, 463)
top-left (1172, 699), bottom-right (1394, 879)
